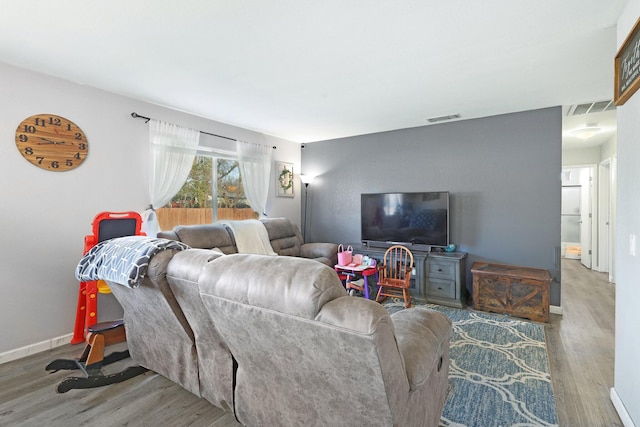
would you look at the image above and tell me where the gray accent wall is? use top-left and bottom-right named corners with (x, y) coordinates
top-left (302, 107), bottom-right (562, 305)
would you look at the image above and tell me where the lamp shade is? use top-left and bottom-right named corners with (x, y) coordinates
top-left (300, 174), bottom-right (315, 185)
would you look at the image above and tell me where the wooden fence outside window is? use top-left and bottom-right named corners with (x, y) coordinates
top-left (156, 207), bottom-right (258, 231)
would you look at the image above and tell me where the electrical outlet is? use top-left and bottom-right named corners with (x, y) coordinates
top-left (631, 234), bottom-right (636, 257)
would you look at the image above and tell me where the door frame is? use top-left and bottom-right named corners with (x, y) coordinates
top-left (579, 166), bottom-right (594, 269)
top-left (597, 159), bottom-right (612, 274)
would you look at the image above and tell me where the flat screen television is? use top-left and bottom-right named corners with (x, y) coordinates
top-left (361, 191), bottom-right (449, 250)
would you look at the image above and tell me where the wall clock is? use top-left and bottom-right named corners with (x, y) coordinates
top-left (15, 114), bottom-right (89, 171)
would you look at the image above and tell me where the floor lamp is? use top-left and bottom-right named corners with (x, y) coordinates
top-left (300, 175), bottom-right (315, 241)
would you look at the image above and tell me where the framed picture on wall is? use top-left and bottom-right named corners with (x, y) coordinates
top-left (615, 16), bottom-right (640, 106)
top-left (276, 161), bottom-right (294, 197)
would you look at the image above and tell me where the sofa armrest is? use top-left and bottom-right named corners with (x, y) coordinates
top-left (390, 308), bottom-right (452, 390)
top-left (146, 249), bottom-right (180, 286)
top-left (300, 242), bottom-right (339, 266)
top-left (158, 230), bottom-right (179, 241)
top-left (167, 248), bottom-right (225, 283)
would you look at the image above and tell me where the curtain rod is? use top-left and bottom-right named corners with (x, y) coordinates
top-left (131, 112), bottom-right (276, 148)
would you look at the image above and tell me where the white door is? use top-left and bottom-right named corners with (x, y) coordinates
top-left (561, 185), bottom-right (581, 258)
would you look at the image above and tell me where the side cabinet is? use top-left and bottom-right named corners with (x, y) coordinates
top-left (424, 253), bottom-right (467, 308)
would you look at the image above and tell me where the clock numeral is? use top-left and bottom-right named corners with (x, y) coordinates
top-left (74, 152), bottom-right (81, 159)
top-left (23, 125), bottom-right (36, 134)
top-left (34, 118), bottom-right (47, 127)
top-left (67, 124), bottom-right (72, 131)
top-left (66, 159), bottom-right (73, 167)
top-left (74, 132), bottom-right (83, 140)
top-left (24, 147), bottom-right (34, 155)
top-left (36, 156), bottom-right (44, 164)
top-left (18, 134), bottom-right (28, 142)
top-left (50, 161), bottom-right (60, 169)
top-left (48, 117), bottom-right (62, 126)
top-left (78, 143), bottom-right (87, 150)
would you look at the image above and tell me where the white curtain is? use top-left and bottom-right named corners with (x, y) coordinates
top-left (236, 140), bottom-right (272, 217)
top-left (142, 120), bottom-right (200, 236)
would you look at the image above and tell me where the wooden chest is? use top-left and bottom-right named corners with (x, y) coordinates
top-left (471, 262), bottom-right (551, 323)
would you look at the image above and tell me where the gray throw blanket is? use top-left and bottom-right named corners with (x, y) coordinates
top-left (75, 236), bottom-right (191, 289)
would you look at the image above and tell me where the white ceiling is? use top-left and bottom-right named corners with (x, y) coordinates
top-left (0, 1), bottom-right (627, 144)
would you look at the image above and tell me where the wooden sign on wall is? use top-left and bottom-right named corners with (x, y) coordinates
top-left (615, 17), bottom-right (640, 106)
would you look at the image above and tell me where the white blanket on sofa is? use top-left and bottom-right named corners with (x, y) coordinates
top-left (220, 219), bottom-right (277, 256)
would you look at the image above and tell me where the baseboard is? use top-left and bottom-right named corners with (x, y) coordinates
top-left (550, 305), bottom-right (563, 315)
top-left (0, 333), bottom-right (73, 365)
top-left (611, 387), bottom-right (637, 427)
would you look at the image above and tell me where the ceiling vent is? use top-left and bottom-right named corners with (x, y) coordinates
top-left (567, 100), bottom-right (616, 116)
top-left (427, 114), bottom-right (461, 123)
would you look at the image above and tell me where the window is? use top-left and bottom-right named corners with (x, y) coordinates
top-left (156, 155), bottom-right (258, 231)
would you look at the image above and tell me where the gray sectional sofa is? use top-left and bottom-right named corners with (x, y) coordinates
top-left (196, 253), bottom-right (452, 426)
top-left (81, 219), bottom-right (452, 426)
top-left (158, 217), bottom-right (339, 267)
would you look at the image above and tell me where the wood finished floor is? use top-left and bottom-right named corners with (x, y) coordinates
top-left (0, 259), bottom-right (621, 426)
top-left (547, 259), bottom-right (621, 426)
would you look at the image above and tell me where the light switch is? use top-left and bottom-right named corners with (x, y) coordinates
top-left (631, 234), bottom-right (636, 257)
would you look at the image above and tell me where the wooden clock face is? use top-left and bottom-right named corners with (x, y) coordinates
top-left (15, 114), bottom-right (89, 172)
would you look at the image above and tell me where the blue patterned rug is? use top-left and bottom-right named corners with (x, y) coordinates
top-left (384, 301), bottom-right (559, 427)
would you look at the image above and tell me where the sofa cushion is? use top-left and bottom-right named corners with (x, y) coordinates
top-left (260, 218), bottom-right (303, 257)
top-left (173, 223), bottom-right (237, 254)
top-left (102, 248), bottom-right (201, 397)
top-left (199, 253), bottom-right (345, 319)
top-left (166, 248), bottom-right (235, 413)
top-left (315, 296), bottom-right (393, 335)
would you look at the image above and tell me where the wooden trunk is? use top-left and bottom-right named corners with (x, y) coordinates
top-left (471, 262), bottom-right (551, 323)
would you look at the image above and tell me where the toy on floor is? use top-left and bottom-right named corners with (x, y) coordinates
top-left (45, 319), bottom-right (147, 393)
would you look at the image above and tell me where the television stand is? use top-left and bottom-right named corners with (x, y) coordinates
top-left (349, 243), bottom-right (467, 308)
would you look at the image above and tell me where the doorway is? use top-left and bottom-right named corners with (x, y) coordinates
top-left (561, 166), bottom-right (595, 269)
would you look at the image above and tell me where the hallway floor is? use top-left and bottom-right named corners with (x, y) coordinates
top-left (547, 259), bottom-right (622, 426)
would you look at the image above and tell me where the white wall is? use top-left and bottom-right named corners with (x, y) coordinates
top-left (613, 3), bottom-right (640, 425)
top-left (601, 135), bottom-right (618, 160)
top-left (562, 145), bottom-right (601, 165)
top-left (0, 62), bottom-right (301, 356)
top-left (562, 135), bottom-right (617, 167)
